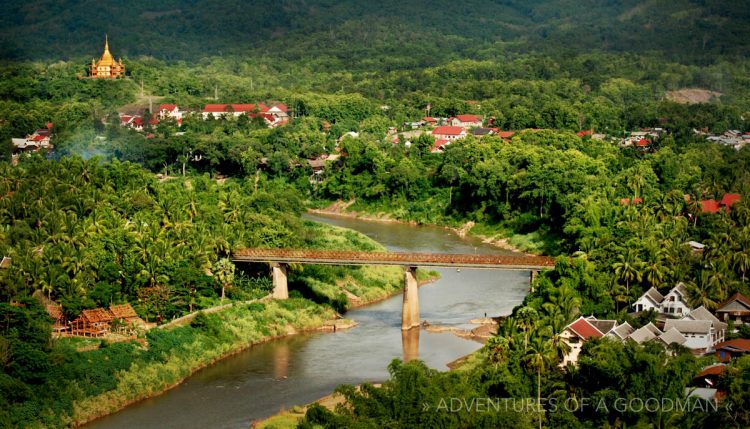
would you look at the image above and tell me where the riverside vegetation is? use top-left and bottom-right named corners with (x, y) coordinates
top-left (2, 1), bottom-right (750, 428)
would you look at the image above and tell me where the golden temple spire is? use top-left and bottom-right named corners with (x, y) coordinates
top-left (99, 34), bottom-right (115, 65)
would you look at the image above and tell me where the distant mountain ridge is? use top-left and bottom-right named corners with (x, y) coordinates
top-left (1, 0), bottom-right (747, 64)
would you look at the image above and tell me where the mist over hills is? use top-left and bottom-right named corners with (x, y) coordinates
top-left (1, 0), bottom-right (748, 65)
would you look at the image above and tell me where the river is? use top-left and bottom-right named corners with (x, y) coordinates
top-left (86, 213), bottom-right (529, 429)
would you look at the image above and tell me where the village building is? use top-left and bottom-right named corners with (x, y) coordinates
top-left (625, 322), bottom-right (662, 344)
top-left (632, 283), bottom-right (692, 316)
top-left (560, 316), bottom-right (622, 366)
top-left (699, 193), bottom-right (741, 214)
top-left (655, 327), bottom-right (688, 348)
top-left (663, 319), bottom-right (715, 354)
top-left (684, 306), bottom-right (726, 344)
top-left (89, 35), bottom-right (125, 79)
top-left (448, 114), bottom-right (483, 128)
top-left (693, 364), bottom-right (726, 389)
top-left (605, 321), bottom-right (634, 340)
top-left (431, 139), bottom-right (451, 153)
top-left (472, 127), bottom-right (497, 137)
top-left (70, 308), bottom-right (114, 337)
top-left (12, 124), bottom-right (54, 153)
top-left (432, 126), bottom-right (466, 141)
top-left (714, 339), bottom-right (750, 362)
top-left (158, 104), bottom-right (183, 121)
top-left (716, 292), bottom-right (750, 326)
top-left (200, 103), bottom-right (285, 127)
top-left (660, 283), bottom-right (691, 316)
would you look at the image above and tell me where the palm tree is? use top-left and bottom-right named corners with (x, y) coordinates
top-left (516, 306), bottom-right (539, 351)
top-left (524, 335), bottom-right (554, 429)
top-left (733, 251), bottom-right (750, 282)
top-left (213, 258), bottom-right (235, 303)
top-left (612, 249), bottom-right (643, 304)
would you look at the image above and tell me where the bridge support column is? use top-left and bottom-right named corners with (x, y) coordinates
top-left (402, 266), bottom-right (420, 330)
top-left (272, 262), bottom-right (289, 299)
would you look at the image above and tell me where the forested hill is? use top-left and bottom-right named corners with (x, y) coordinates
top-left (1, 0), bottom-right (748, 64)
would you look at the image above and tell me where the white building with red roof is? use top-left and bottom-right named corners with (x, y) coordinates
top-left (158, 104), bottom-right (183, 120)
top-left (201, 103), bottom-right (269, 119)
top-left (432, 126), bottom-right (466, 141)
top-left (449, 114), bottom-right (483, 128)
top-left (561, 316), bottom-right (611, 366)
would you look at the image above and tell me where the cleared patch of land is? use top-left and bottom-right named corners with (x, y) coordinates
top-left (666, 88), bottom-right (722, 104)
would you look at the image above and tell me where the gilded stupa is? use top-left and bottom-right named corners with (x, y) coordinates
top-left (89, 35), bottom-right (125, 78)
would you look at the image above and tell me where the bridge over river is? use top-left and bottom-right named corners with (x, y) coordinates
top-left (233, 248), bottom-right (555, 330)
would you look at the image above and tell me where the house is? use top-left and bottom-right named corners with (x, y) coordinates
top-left (626, 323), bottom-right (661, 344)
top-left (577, 130), bottom-right (593, 138)
top-left (699, 199), bottom-right (721, 214)
top-left (560, 316), bottom-right (606, 366)
top-left (694, 364), bottom-right (726, 389)
top-left (422, 117), bottom-right (438, 126)
top-left (606, 321), bottom-right (634, 340)
top-left (684, 306), bottom-right (726, 344)
top-left (715, 339), bottom-right (750, 362)
top-left (431, 139), bottom-right (451, 153)
top-left (201, 103), bottom-right (269, 119)
top-left (496, 131), bottom-right (515, 140)
top-left (449, 114), bottom-right (482, 128)
top-left (688, 241), bottom-right (706, 254)
top-left (472, 127), bottom-right (497, 137)
top-left (70, 308), bottom-right (114, 337)
top-left (12, 131), bottom-right (53, 153)
top-left (633, 287), bottom-right (664, 313)
top-left (158, 104), bottom-right (183, 120)
top-left (720, 193), bottom-right (741, 212)
top-left (267, 103), bottom-right (290, 122)
top-left (655, 327), bottom-right (688, 348)
top-left (660, 283), bottom-right (691, 316)
top-left (663, 319), bottom-right (715, 354)
top-left (716, 292), bottom-right (750, 326)
top-left (432, 126), bottom-right (466, 141)
top-left (45, 305), bottom-right (68, 335)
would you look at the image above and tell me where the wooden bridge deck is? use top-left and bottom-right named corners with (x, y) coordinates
top-left (233, 248), bottom-right (555, 270)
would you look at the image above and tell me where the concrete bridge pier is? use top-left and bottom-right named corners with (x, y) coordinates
top-left (272, 262), bottom-right (289, 299)
top-left (401, 266), bottom-right (420, 330)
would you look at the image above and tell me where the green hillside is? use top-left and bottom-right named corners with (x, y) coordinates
top-left (1, 0), bottom-right (748, 64)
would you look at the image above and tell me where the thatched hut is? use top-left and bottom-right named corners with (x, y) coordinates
top-left (46, 304), bottom-right (68, 334)
top-left (70, 308), bottom-right (113, 337)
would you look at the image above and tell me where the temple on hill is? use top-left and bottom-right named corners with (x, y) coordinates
top-left (89, 35), bottom-right (125, 79)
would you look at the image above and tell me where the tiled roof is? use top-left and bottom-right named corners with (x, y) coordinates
top-left (566, 317), bottom-right (603, 339)
top-left (109, 304), bottom-right (138, 319)
top-left (657, 327), bottom-right (687, 346)
top-left (159, 104), bottom-right (177, 112)
top-left (700, 199), bottom-right (721, 214)
top-left (687, 306), bottom-right (726, 331)
top-left (664, 319), bottom-right (712, 334)
top-left (714, 338), bottom-right (750, 352)
top-left (454, 114), bottom-right (481, 122)
top-left (644, 287), bottom-right (664, 304)
top-left (695, 364), bottom-right (726, 379)
top-left (608, 322), bottom-right (634, 339)
top-left (720, 193), bottom-right (741, 208)
top-left (628, 326), bottom-right (659, 343)
top-left (587, 318), bottom-right (618, 335)
top-left (432, 126), bottom-right (465, 136)
top-left (717, 292), bottom-right (750, 312)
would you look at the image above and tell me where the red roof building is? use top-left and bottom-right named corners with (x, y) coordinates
top-left (496, 131), bottom-right (515, 139)
top-left (635, 138), bottom-right (651, 147)
top-left (715, 339), bottom-right (750, 362)
top-left (432, 126), bottom-right (466, 140)
top-left (566, 318), bottom-right (604, 339)
top-left (720, 193), bottom-right (741, 211)
top-left (159, 104), bottom-right (177, 112)
top-left (716, 292), bottom-right (750, 325)
top-left (577, 130), bottom-right (593, 137)
top-left (699, 199), bottom-right (721, 214)
top-left (449, 114), bottom-right (483, 127)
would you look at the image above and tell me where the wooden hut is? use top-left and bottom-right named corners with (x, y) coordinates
top-left (70, 308), bottom-right (113, 337)
top-left (46, 304), bottom-right (68, 335)
top-left (108, 303), bottom-right (145, 331)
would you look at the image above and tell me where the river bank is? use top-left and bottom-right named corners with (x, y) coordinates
top-left (66, 224), bottom-right (415, 428)
top-left (307, 201), bottom-right (541, 256)
top-left (71, 301), bottom-right (347, 427)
